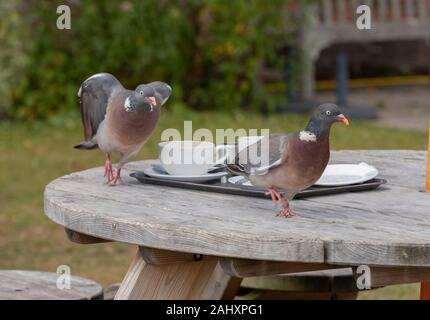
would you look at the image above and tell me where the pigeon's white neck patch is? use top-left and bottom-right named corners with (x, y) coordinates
top-left (124, 97), bottom-right (133, 112)
top-left (299, 131), bottom-right (317, 142)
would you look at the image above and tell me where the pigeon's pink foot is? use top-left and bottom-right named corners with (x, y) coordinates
top-left (109, 168), bottom-right (124, 186)
top-left (265, 187), bottom-right (283, 204)
top-left (104, 157), bottom-right (114, 182)
top-left (277, 205), bottom-right (298, 218)
top-left (265, 187), bottom-right (298, 218)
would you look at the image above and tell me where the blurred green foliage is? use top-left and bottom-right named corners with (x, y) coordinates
top-left (1, 0), bottom-right (298, 120)
top-left (0, 1), bottom-right (28, 119)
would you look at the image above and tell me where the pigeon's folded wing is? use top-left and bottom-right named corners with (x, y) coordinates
top-left (77, 73), bottom-right (122, 144)
top-left (228, 134), bottom-right (290, 176)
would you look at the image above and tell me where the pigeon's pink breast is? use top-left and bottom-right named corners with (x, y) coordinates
top-left (103, 92), bottom-right (160, 155)
top-left (256, 135), bottom-right (330, 193)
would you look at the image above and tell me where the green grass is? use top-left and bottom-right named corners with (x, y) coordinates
top-left (0, 108), bottom-right (427, 298)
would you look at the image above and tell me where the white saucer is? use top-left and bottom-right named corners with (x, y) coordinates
top-left (228, 163), bottom-right (379, 187)
top-left (143, 167), bottom-right (227, 183)
top-left (315, 163), bottom-right (378, 186)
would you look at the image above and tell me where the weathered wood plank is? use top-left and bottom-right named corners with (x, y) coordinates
top-left (329, 150), bottom-right (426, 189)
top-left (353, 266), bottom-right (430, 288)
top-left (65, 228), bottom-right (111, 244)
top-left (241, 268), bottom-right (357, 293)
top-left (0, 270), bottom-right (103, 300)
top-left (220, 258), bottom-right (343, 277)
top-left (114, 248), bottom-right (219, 300)
top-left (44, 151), bottom-right (430, 267)
top-left (200, 263), bottom-right (241, 300)
top-left (220, 276), bottom-right (242, 299)
top-left (140, 247), bottom-right (214, 265)
top-left (326, 242), bottom-right (430, 267)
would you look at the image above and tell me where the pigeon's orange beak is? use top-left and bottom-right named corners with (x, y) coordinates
top-left (148, 97), bottom-right (157, 108)
top-left (336, 114), bottom-right (349, 126)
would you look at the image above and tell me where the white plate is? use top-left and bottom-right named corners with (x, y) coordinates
top-left (143, 167), bottom-right (227, 183)
top-left (314, 163), bottom-right (378, 186)
top-left (228, 162), bottom-right (379, 187)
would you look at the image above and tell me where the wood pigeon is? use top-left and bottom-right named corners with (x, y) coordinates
top-left (227, 104), bottom-right (349, 217)
top-left (75, 73), bottom-right (172, 185)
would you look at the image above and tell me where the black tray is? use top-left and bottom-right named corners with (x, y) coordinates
top-left (130, 171), bottom-right (387, 199)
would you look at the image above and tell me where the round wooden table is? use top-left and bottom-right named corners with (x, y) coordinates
top-left (44, 150), bottom-right (430, 299)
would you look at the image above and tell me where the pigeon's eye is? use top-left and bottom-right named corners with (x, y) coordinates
top-left (325, 110), bottom-right (331, 116)
top-left (140, 91), bottom-right (144, 95)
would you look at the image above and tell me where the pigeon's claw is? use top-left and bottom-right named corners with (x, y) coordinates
top-left (277, 206), bottom-right (298, 218)
top-left (108, 168), bottom-right (125, 186)
top-left (265, 187), bottom-right (298, 218)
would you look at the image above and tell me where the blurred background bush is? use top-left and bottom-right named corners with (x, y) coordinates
top-left (0, 0), bottom-right (299, 120)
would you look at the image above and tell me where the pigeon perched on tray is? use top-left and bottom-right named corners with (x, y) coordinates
top-left (227, 104), bottom-right (349, 217)
top-left (75, 73), bottom-right (172, 185)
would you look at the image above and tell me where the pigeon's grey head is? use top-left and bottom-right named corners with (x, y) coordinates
top-left (124, 82), bottom-right (172, 113)
top-left (124, 85), bottom-right (158, 113)
top-left (305, 104), bottom-right (349, 135)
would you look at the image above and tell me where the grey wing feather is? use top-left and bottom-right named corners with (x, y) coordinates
top-left (147, 81), bottom-right (172, 106)
top-left (228, 134), bottom-right (290, 176)
top-left (75, 73), bottom-right (122, 148)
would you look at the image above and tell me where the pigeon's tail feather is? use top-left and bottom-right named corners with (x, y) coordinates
top-left (74, 140), bottom-right (98, 150)
top-left (227, 164), bottom-right (247, 176)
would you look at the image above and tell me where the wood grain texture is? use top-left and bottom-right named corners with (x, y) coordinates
top-left (241, 268), bottom-right (357, 293)
top-left (140, 247), bottom-right (214, 265)
top-left (0, 270), bottom-right (103, 300)
top-left (65, 228), bottom-right (111, 244)
top-left (199, 263), bottom-right (240, 300)
top-left (44, 151), bottom-right (430, 267)
top-left (114, 248), bottom-right (219, 300)
top-left (220, 258), bottom-right (342, 277)
top-left (353, 266), bottom-right (430, 288)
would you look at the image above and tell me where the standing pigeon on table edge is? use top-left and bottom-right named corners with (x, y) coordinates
top-left (74, 73), bottom-right (172, 185)
top-left (227, 104), bottom-right (349, 218)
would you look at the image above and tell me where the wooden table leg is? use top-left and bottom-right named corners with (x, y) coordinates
top-left (421, 282), bottom-right (430, 300)
top-left (115, 247), bottom-right (236, 300)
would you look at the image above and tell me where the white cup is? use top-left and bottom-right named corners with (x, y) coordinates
top-left (158, 141), bottom-right (229, 176)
